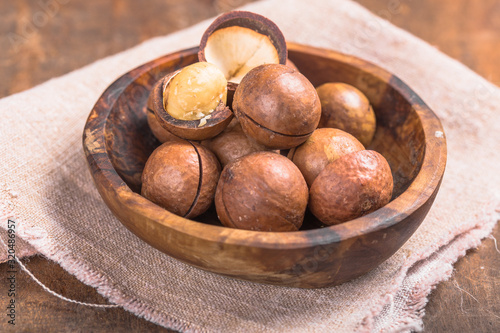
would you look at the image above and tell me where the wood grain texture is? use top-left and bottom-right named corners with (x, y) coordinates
top-left (0, 0), bottom-right (498, 331)
top-left (0, 0), bottom-right (255, 98)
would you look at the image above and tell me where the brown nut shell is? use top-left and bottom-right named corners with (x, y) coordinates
top-left (309, 150), bottom-right (393, 226)
top-left (233, 64), bottom-right (321, 149)
top-left (198, 11), bottom-right (287, 83)
top-left (141, 140), bottom-right (221, 219)
top-left (215, 151), bottom-right (308, 231)
top-left (146, 96), bottom-right (183, 143)
top-left (201, 119), bottom-right (274, 167)
top-left (288, 128), bottom-right (365, 186)
top-left (149, 72), bottom-right (234, 141)
top-left (316, 82), bottom-right (376, 147)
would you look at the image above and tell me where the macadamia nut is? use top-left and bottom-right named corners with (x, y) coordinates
top-left (141, 141), bottom-right (221, 219)
top-left (215, 151), bottom-right (308, 231)
top-left (164, 62), bottom-right (228, 121)
top-left (316, 82), bottom-right (376, 147)
top-left (309, 150), bottom-right (393, 225)
top-left (233, 64), bottom-right (321, 149)
top-left (288, 128), bottom-right (365, 186)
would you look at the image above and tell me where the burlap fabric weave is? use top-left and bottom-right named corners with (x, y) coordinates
top-left (1, 0), bottom-right (499, 332)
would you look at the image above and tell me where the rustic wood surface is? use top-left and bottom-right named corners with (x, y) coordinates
top-left (0, 0), bottom-right (498, 332)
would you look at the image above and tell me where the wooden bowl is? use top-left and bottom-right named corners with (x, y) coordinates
top-left (83, 43), bottom-right (446, 288)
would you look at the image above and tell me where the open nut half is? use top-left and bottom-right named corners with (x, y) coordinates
top-left (149, 64), bottom-right (234, 141)
top-left (198, 11), bottom-right (287, 83)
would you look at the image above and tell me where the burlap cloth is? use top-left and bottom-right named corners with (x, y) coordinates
top-left (1, 0), bottom-right (499, 331)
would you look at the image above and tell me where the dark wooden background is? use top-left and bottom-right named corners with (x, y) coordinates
top-left (1, 0), bottom-right (499, 332)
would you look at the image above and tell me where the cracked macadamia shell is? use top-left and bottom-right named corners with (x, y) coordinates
top-left (141, 141), bottom-right (221, 219)
top-left (233, 64), bottom-right (321, 149)
top-left (316, 82), bottom-right (376, 147)
top-left (164, 62), bottom-right (228, 121)
top-left (146, 97), bottom-right (182, 143)
top-left (198, 11), bottom-right (287, 84)
top-left (288, 128), bottom-right (365, 186)
top-left (309, 150), bottom-right (393, 226)
top-left (215, 151), bottom-right (308, 231)
top-left (150, 71), bottom-right (233, 141)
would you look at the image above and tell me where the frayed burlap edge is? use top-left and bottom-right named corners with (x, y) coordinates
top-left (358, 201), bottom-right (500, 332)
top-left (0, 184), bottom-right (38, 263)
top-left (0, 184), bottom-right (208, 333)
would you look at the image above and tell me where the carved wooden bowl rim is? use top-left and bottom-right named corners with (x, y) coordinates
top-left (83, 43), bottom-right (447, 251)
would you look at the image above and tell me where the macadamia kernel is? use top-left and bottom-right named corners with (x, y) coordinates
top-left (164, 62), bottom-right (228, 121)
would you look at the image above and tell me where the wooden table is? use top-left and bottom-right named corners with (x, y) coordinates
top-left (1, 1), bottom-right (499, 331)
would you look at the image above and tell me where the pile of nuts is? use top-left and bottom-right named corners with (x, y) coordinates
top-left (142, 11), bottom-right (393, 232)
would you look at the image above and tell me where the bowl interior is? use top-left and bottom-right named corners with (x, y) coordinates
top-left (104, 46), bottom-right (425, 229)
